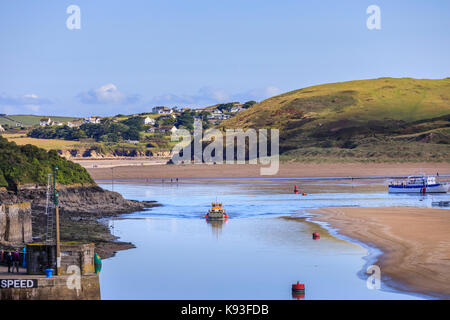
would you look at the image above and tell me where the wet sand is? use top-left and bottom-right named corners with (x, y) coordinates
top-left (311, 207), bottom-right (450, 298)
top-left (83, 161), bottom-right (450, 180)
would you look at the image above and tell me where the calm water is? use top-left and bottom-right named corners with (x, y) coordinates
top-left (98, 181), bottom-right (448, 299)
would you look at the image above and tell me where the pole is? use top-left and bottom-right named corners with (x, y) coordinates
top-left (111, 167), bottom-right (114, 192)
top-left (53, 166), bottom-right (61, 276)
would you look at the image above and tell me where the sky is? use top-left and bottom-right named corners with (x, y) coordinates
top-left (0, 0), bottom-right (449, 117)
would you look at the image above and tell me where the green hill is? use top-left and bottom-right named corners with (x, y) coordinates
top-left (0, 135), bottom-right (94, 190)
top-left (0, 115), bottom-right (79, 127)
top-left (221, 77), bottom-right (450, 162)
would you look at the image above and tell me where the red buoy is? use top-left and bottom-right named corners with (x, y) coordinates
top-left (292, 281), bottom-right (305, 294)
top-left (312, 232), bottom-right (320, 240)
top-left (294, 185), bottom-right (299, 194)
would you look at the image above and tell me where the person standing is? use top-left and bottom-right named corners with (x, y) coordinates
top-left (5, 252), bottom-right (12, 273)
top-left (12, 249), bottom-right (20, 273)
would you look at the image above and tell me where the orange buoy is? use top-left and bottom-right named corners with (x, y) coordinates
top-left (302, 192), bottom-right (308, 196)
top-left (312, 232), bottom-right (320, 240)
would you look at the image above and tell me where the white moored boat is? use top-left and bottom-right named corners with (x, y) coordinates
top-left (388, 175), bottom-right (449, 193)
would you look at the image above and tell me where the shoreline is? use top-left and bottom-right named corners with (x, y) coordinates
top-left (83, 161), bottom-right (450, 180)
top-left (309, 207), bottom-right (450, 299)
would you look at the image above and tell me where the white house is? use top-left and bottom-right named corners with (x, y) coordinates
top-left (40, 118), bottom-right (52, 126)
top-left (152, 106), bottom-right (173, 114)
top-left (67, 121), bottom-right (83, 128)
top-left (84, 116), bottom-right (102, 124)
top-left (0, 124), bottom-right (5, 132)
top-left (230, 106), bottom-right (244, 113)
top-left (144, 116), bottom-right (155, 125)
top-left (158, 126), bottom-right (178, 134)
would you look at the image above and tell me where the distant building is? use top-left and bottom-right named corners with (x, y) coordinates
top-left (158, 126), bottom-right (178, 134)
top-left (144, 116), bottom-right (155, 125)
top-left (67, 121), bottom-right (83, 128)
top-left (230, 106), bottom-right (244, 113)
top-left (53, 122), bottom-right (64, 126)
top-left (158, 114), bottom-right (176, 120)
top-left (40, 118), bottom-right (52, 126)
top-left (0, 124), bottom-right (5, 132)
top-left (147, 127), bottom-right (156, 133)
top-left (152, 106), bottom-right (173, 114)
top-left (84, 116), bottom-right (102, 124)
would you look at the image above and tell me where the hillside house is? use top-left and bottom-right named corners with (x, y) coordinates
top-left (230, 106), bottom-right (244, 113)
top-left (158, 126), bottom-right (178, 134)
top-left (84, 116), bottom-right (102, 124)
top-left (158, 114), bottom-right (176, 120)
top-left (67, 121), bottom-right (83, 128)
top-left (144, 116), bottom-right (155, 125)
top-left (40, 118), bottom-right (52, 126)
top-left (0, 124), bottom-right (5, 132)
top-left (152, 106), bottom-right (173, 114)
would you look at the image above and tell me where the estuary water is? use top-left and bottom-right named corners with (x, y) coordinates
top-left (98, 180), bottom-right (448, 299)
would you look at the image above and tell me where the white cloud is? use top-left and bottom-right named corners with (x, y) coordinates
top-left (77, 83), bottom-right (140, 105)
top-left (149, 85), bottom-right (281, 107)
top-left (0, 93), bottom-right (51, 114)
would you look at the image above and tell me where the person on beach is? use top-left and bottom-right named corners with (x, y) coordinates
top-left (12, 250), bottom-right (20, 273)
top-left (5, 252), bottom-right (12, 273)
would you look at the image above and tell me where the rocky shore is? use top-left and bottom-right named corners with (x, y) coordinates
top-left (0, 184), bottom-right (159, 259)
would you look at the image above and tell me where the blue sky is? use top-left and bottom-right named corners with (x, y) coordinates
top-left (0, 0), bottom-right (449, 116)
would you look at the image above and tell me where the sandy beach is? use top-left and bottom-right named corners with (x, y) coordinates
top-left (81, 161), bottom-right (450, 180)
top-left (311, 207), bottom-right (450, 298)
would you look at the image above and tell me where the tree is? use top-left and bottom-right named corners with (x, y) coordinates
top-left (242, 100), bottom-right (257, 109)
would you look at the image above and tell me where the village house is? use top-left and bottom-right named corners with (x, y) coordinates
top-left (152, 106), bottom-right (173, 114)
top-left (144, 116), bottom-right (155, 125)
top-left (40, 118), bottom-right (52, 126)
top-left (158, 114), bottom-right (176, 120)
top-left (146, 127), bottom-right (156, 133)
top-left (67, 120), bottom-right (83, 128)
top-left (83, 116), bottom-right (102, 124)
top-left (230, 105), bottom-right (244, 113)
top-left (0, 124), bottom-right (5, 132)
top-left (158, 126), bottom-right (178, 134)
top-left (207, 109), bottom-right (226, 119)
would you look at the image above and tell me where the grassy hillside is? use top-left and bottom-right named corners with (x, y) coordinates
top-left (221, 78), bottom-right (450, 161)
top-left (0, 114), bottom-right (78, 127)
top-left (0, 135), bottom-right (94, 189)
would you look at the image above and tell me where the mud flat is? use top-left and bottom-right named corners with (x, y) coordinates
top-left (310, 207), bottom-right (450, 299)
top-left (85, 162), bottom-right (450, 180)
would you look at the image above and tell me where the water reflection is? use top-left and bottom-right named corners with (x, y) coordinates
top-left (206, 218), bottom-right (227, 238)
top-left (291, 292), bottom-right (305, 300)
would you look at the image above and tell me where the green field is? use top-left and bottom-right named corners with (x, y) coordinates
top-left (0, 114), bottom-right (79, 127)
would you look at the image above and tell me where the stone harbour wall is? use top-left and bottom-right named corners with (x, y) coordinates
top-left (0, 274), bottom-right (100, 300)
top-left (0, 203), bottom-right (32, 245)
